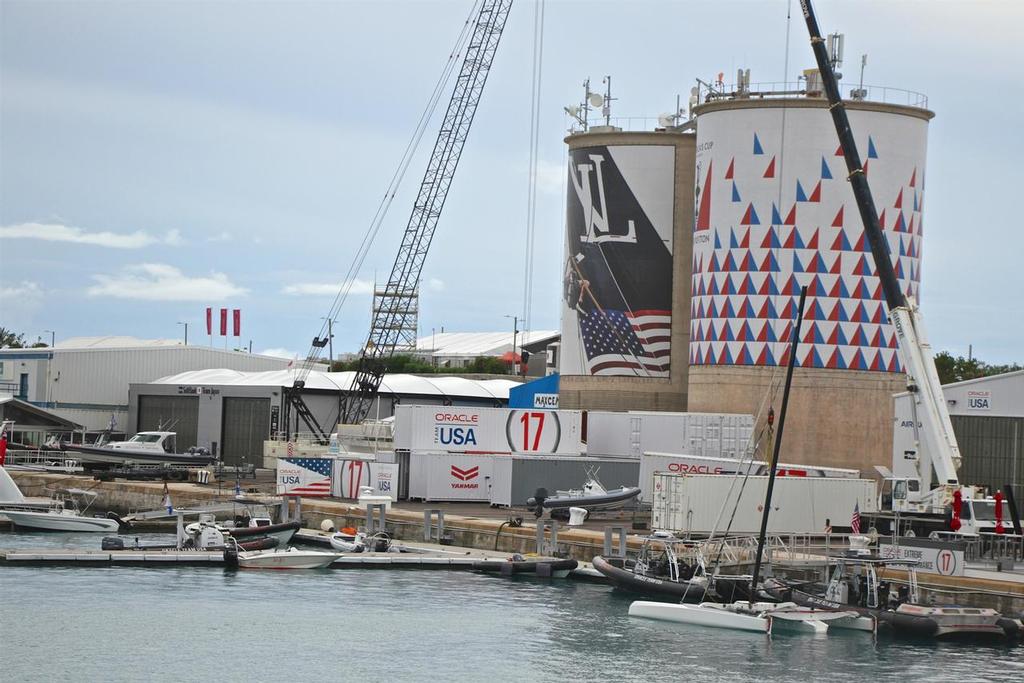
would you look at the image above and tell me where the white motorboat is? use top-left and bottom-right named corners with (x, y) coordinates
top-left (2, 489), bottom-right (120, 533)
top-left (185, 514), bottom-right (299, 548)
top-left (61, 431), bottom-right (217, 466)
top-left (231, 546), bottom-right (342, 570)
top-left (329, 530), bottom-right (368, 552)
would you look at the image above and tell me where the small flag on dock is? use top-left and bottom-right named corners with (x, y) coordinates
top-left (851, 501), bottom-right (861, 534)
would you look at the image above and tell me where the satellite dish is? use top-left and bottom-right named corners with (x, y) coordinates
top-left (588, 93), bottom-right (604, 108)
top-left (657, 113), bottom-right (675, 127)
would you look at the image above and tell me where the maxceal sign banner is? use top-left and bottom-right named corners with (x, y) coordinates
top-left (393, 405), bottom-right (583, 455)
top-left (560, 144), bottom-right (674, 378)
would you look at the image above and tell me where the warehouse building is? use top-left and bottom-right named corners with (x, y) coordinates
top-left (0, 336), bottom-right (297, 434)
top-left (129, 369), bottom-right (521, 465)
top-left (894, 370), bottom-right (1024, 494)
top-left (413, 330), bottom-right (559, 376)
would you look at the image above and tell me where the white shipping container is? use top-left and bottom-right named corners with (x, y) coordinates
top-left (639, 452), bottom-right (861, 500)
top-left (585, 411), bottom-right (754, 459)
top-left (651, 473), bottom-right (878, 536)
top-left (393, 405), bottom-right (584, 454)
top-left (408, 452), bottom-right (501, 502)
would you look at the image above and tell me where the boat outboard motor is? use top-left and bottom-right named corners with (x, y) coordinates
top-left (106, 511), bottom-right (130, 530)
top-left (527, 488), bottom-right (548, 518)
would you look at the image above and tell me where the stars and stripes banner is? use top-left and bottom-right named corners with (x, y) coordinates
top-left (851, 501), bottom-right (861, 534)
top-left (580, 308), bottom-right (671, 377)
top-left (277, 458), bottom-right (332, 497)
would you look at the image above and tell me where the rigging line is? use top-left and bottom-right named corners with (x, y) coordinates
top-left (294, 2), bottom-right (483, 375)
top-left (521, 0), bottom-right (545, 337)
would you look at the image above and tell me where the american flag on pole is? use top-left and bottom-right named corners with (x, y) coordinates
top-left (277, 458), bottom-right (332, 497)
top-left (579, 308), bottom-right (671, 377)
top-left (851, 501), bottom-right (861, 534)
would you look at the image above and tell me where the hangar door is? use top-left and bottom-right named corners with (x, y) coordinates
top-left (137, 396), bottom-right (199, 451)
top-left (221, 397), bottom-right (271, 466)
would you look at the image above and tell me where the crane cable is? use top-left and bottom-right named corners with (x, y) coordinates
top-left (520, 0), bottom-right (545, 346)
top-left (294, 0), bottom-right (485, 381)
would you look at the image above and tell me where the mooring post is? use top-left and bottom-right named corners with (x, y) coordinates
top-left (536, 519), bottom-right (559, 556)
top-left (367, 503), bottom-right (386, 534)
top-left (604, 526), bottom-right (627, 558)
top-left (423, 508), bottom-right (445, 542)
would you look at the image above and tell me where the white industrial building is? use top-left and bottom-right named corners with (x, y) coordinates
top-left (0, 336), bottom-right (296, 433)
top-left (413, 330), bottom-right (559, 374)
top-left (894, 370), bottom-right (1024, 493)
top-left (129, 369), bottom-right (521, 465)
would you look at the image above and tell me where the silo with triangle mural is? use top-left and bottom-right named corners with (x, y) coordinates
top-left (688, 89), bottom-right (934, 474)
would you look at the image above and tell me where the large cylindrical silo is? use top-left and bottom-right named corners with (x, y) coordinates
top-left (558, 129), bottom-right (695, 411)
top-left (687, 95), bottom-right (934, 473)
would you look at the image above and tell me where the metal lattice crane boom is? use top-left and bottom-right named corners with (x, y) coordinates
top-left (340, 0), bottom-right (514, 425)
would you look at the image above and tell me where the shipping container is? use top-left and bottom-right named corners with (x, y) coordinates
top-left (393, 405), bottom-right (584, 455)
top-left (650, 473), bottom-right (877, 536)
top-left (638, 452), bottom-right (860, 501)
top-left (407, 452), bottom-right (502, 502)
top-left (488, 456), bottom-right (640, 507)
top-left (585, 411), bottom-right (755, 459)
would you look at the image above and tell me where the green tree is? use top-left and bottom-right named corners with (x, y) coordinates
top-left (0, 328), bottom-right (26, 348)
top-left (933, 351), bottom-right (1022, 385)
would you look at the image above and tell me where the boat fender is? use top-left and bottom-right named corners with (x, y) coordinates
top-left (101, 537), bottom-right (125, 550)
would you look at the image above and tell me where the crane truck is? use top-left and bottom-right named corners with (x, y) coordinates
top-left (799, 0), bottom-right (1018, 537)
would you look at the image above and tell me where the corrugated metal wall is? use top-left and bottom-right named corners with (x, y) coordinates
top-left (137, 396), bottom-right (199, 450)
top-left (221, 397), bottom-right (270, 466)
top-left (953, 415), bottom-right (1024, 492)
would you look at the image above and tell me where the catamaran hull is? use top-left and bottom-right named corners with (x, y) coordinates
top-left (629, 601), bottom-right (770, 633)
top-left (3, 510), bottom-right (120, 532)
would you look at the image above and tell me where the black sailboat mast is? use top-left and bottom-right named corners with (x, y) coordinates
top-left (750, 286), bottom-right (808, 598)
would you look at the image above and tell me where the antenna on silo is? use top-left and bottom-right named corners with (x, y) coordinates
top-left (827, 33), bottom-right (844, 69)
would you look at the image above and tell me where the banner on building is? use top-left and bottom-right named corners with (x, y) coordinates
top-left (331, 459), bottom-right (398, 501)
top-left (276, 458), bottom-right (332, 497)
top-left (560, 144), bottom-right (675, 378)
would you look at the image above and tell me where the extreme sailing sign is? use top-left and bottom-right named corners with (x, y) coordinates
top-left (879, 537), bottom-right (965, 577)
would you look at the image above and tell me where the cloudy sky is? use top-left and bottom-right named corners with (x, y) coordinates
top-left (1, 0), bottom-right (1021, 363)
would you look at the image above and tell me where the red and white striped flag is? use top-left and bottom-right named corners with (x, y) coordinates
top-left (851, 501), bottom-right (861, 534)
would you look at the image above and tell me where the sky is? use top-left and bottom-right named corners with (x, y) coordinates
top-left (1, 0), bottom-right (1022, 363)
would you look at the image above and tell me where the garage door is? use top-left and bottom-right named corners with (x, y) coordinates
top-left (137, 396), bottom-right (199, 451)
top-left (221, 397), bottom-right (271, 466)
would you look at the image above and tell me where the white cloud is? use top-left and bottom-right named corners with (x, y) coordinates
top-left (87, 263), bottom-right (247, 301)
top-left (207, 231), bottom-right (232, 242)
top-left (0, 222), bottom-right (184, 249)
top-left (283, 279), bottom-right (374, 296)
top-left (426, 277), bottom-right (445, 292)
top-left (258, 347), bottom-right (299, 360)
top-left (0, 281), bottom-right (43, 300)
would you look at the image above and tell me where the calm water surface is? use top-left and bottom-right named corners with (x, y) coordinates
top-left (0, 531), bottom-right (1021, 682)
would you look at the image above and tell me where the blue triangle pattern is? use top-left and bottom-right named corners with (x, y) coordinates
top-left (796, 180), bottom-right (808, 202)
top-left (820, 156), bottom-right (832, 180)
top-left (868, 136), bottom-right (878, 159)
top-left (753, 133), bottom-right (764, 155)
top-left (732, 181), bottom-right (741, 202)
top-left (771, 203), bottom-right (782, 225)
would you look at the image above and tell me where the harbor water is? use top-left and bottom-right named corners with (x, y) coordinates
top-left (1, 532), bottom-right (1021, 682)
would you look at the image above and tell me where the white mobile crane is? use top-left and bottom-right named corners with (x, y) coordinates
top-left (800, 0), bottom-right (1017, 536)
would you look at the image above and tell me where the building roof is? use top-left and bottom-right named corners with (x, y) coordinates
top-left (54, 336), bottom-right (185, 349)
top-left (148, 368), bottom-right (522, 400)
top-left (0, 396), bottom-right (82, 430)
top-left (414, 331), bottom-right (559, 357)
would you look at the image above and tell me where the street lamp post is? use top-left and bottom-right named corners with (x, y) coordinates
top-left (43, 330), bottom-right (55, 347)
top-left (320, 317), bottom-right (334, 362)
top-left (504, 314), bottom-right (519, 374)
top-left (43, 330), bottom-right (55, 406)
top-left (177, 321), bottom-right (188, 345)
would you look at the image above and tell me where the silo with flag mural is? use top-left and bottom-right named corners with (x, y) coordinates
top-left (686, 85), bottom-right (934, 473)
top-left (558, 128), bottom-right (696, 412)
